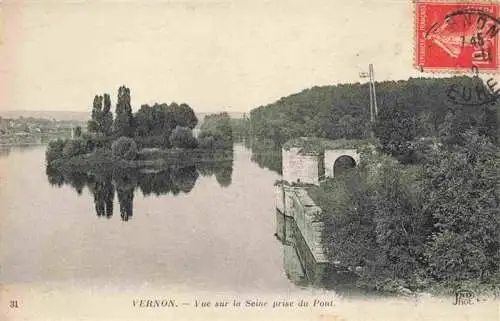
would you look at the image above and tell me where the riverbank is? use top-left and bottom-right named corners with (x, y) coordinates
top-left (49, 147), bottom-right (234, 172)
top-left (0, 131), bottom-right (72, 146)
top-left (277, 181), bottom-right (500, 298)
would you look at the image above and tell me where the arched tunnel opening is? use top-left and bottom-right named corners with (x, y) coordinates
top-left (333, 155), bottom-right (356, 177)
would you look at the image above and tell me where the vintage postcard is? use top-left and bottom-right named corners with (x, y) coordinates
top-left (0, 0), bottom-right (499, 320)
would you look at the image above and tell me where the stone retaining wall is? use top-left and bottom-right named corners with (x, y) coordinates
top-left (282, 147), bottom-right (323, 185)
top-left (278, 184), bottom-right (328, 264)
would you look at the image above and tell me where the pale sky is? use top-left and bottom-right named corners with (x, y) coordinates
top-left (0, 0), bottom-right (497, 112)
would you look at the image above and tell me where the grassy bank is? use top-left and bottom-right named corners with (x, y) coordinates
top-left (49, 147), bottom-right (234, 172)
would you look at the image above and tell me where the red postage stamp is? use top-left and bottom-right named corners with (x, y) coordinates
top-left (415, 1), bottom-right (500, 72)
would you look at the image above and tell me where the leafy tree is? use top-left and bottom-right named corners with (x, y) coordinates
top-left (111, 136), bottom-right (138, 160)
top-left (88, 95), bottom-right (103, 133)
top-left (74, 126), bottom-right (82, 138)
top-left (134, 104), bottom-right (154, 137)
top-left (422, 132), bottom-right (500, 285)
top-left (373, 103), bottom-right (421, 163)
top-left (163, 102), bottom-right (197, 131)
top-left (62, 139), bottom-right (85, 158)
top-left (133, 102), bottom-right (198, 148)
top-left (169, 126), bottom-right (198, 148)
top-left (198, 134), bottom-right (216, 149)
top-left (101, 93), bottom-right (114, 135)
top-left (114, 86), bottom-right (135, 137)
top-left (199, 112), bottom-right (233, 149)
top-left (231, 116), bottom-right (251, 141)
top-left (320, 171), bottom-right (378, 276)
top-left (368, 163), bottom-right (429, 288)
top-left (439, 104), bottom-right (499, 147)
top-left (88, 93), bottom-right (113, 136)
top-left (176, 103), bottom-right (198, 129)
top-left (321, 149), bottom-right (432, 292)
top-left (337, 115), bottom-right (367, 139)
top-left (45, 139), bottom-right (66, 163)
top-left (87, 119), bottom-right (99, 133)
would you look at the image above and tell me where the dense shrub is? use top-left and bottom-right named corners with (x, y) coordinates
top-left (46, 136), bottom-right (97, 164)
top-left (198, 113), bottom-right (233, 149)
top-left (318, 151), bottom-right (430, 292)
top-left (317, 132), bottom-right (500, 293)
top-left (111, 136), bottom-right (138, 160)
top-left (87, 132), bottom-right (113, 149)
top-left (62, 139), bottom-right (84, 158)
top-left (198, 131), bottom-right (232, 150)
top-left (135, 135), bottom-right (170, 149)
top-left (422, 132), bottom-right (500, 287)
top-left (169, 126), bottom-right (198, 148)
top-left (79, 134), bottom-right (97, 152)
top-left (197, 133), bottom-right (215, 149)
top-left (45, 139), bottom-right (66, 164)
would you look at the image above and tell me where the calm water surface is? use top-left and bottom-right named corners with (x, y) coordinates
top-left (0, 144), bottom-right (303, 293)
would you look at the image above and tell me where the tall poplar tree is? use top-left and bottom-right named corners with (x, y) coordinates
top-left (88, 93), bottom-right (114, 136)
top-left (88, 95), bottom-right (103, 133)
top-left (114, 86), bottom-right (135, 137)
top-left (101, 93), bottom-right (114, 135)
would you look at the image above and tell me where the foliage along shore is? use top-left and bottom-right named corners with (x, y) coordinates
top-left (46, 85), bottom-right (234, 170)
top-left (49, 147), bottom-right (234, 172)
top-left (262, 76), bottom-right (500, 296)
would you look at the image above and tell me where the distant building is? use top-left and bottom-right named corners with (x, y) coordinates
top-left (0, 117), bottom-right (9, 134)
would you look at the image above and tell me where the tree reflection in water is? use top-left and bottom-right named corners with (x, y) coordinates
top-left (45, 165), bottom-right (65, 187)
top-left (0, 145), bottom-right (42, 158)
top-left (0, 147), bottom-right (11, 158)
top-left (113, 169), bottom-right (136, 221)
top-left (197, 161), bottom-right (233, 188)
top-left (87, 173), bottom-right (114, 218)
top-left (45, 153), bottom-right (233, 221)
top-left (275, 211), bottom-right (359, 293)
top-left (246, 139), bottom-right (282, 175)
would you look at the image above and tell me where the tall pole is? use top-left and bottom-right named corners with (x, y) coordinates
top-left (360, 65), bottom-right (377, 138)
top-left (368, 65), bottom-right (374, 124)
top-left (368, 64), bottom-right (375, 139)
top-left (369, 64), bottom-right (378, 120)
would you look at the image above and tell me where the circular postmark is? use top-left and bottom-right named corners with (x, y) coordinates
top-left (447, 74), bottom-right (500, 106)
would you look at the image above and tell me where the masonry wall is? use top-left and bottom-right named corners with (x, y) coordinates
top-left (280, 185), bottom-right (328, 264)
top-left (275, 184), bottom-right (285, 214)
top-left (276, 209), bottom-right (336, 286)
top-left (324, 149), bottom-right (361, 178)
top-left (282, 147), bottom-right (322, 185)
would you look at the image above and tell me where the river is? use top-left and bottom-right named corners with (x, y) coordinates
top-left (0, 143), bottom-right (319, 294)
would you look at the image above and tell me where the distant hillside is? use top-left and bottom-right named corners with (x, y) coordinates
top-left (195, 111), bottom-right (246, 129)
top-left (249, 76), bottom-right (499, 144)
top-left (197, 112), bottom-right (246, 120)
top-left (0, 110), bottom-right (90, 121)
top-left (0, 110), bottom-right (245, 122)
